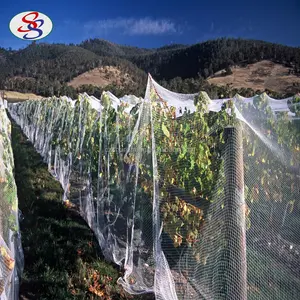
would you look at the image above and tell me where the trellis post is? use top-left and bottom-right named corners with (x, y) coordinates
top-left (223, 124), bottom-right (247, 300)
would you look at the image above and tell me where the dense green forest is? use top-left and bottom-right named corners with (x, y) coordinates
top-left (130, 38), bottom-right (300, 80)
top-left (0, 42), bottom-right (147, 98)
top-left (0, 38), bottom-right (299, 98)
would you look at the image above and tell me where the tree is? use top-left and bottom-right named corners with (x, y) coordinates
top-left (225, 67), bottom-right (233, 75)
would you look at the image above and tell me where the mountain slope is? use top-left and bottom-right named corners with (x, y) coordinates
top-left (128, 38), bottom-right (300, 81)
top-left (68, 65), bottom-right (135, 89)
top-left (208, 60), bottom-right (300, 94)
top-left (79, 39), bottom-right (154, 57)
top-left (0, 38), bottom-right (300, 98)
top-left (0, 42), bottom-right (147, 97)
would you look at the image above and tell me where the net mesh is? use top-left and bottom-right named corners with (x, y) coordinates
top-left (8, 76), bottom-right (300, 300)
top-left (0, 97), bottom-right (23, 300)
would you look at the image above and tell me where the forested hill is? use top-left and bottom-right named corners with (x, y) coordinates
top-left (127, 39), bottom-right (300, 80)
top-left (0, 42), bottom-right (148, 98)
top-left (1, 38), bottom-right (300, 99)
top-left (80, 38), bottom-right (300, 79)
top-left (79, 39), bottom-right (187, 57)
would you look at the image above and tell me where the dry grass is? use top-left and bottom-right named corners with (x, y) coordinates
top-left (4, 91), bottom-right (42, 102)
top-left (208, 60), bottom-right (300, 94)
top-left (68, 66), bottom-right (133, 89)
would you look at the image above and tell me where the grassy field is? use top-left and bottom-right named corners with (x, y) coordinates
top-left (4, 91), bottom-right (42, 102)
top-left (208, 60), bottom-right (300, 94)
top-left (68, 66), bottom-right (134, 89)
top-left (10, 118), bottom-right (154, 300)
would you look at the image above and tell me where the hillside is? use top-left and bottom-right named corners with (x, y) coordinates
top-left (4, 90), bottom-right (42, 102)
top-left (79, 39), bottom-right (187, 57)
top-left (208, 60), bottom-right (300, 94)
top-left (0, 42), bottom-right (147, 98)
top-left (128, 38), bottom-right (300, 81)
top-left (0, 38), bottom-right (300, 98)
top-left (79, 39), bottom-right (153, 57)
top-left (68, 65), bottom-right (135, 89)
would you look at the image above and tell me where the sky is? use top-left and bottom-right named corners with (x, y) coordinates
top-left (0, 0), bottom-right (299, 50)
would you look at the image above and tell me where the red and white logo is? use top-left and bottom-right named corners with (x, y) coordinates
top-left (9, 11), bottom-right (53, 40)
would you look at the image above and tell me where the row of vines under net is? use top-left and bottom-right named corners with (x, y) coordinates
top-left (0, 97), bottom-right (23, 300)
top-left (8, 76), bottom-right (300, 299)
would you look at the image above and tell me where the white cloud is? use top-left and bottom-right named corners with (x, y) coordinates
top-left (83, 17), bottom-right (178, 36)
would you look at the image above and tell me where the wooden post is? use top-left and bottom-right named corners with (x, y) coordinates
top-left (224, 125), bottom-right (247, 300)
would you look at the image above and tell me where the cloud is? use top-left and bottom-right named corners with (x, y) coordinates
top-left (83, 17), bottom-right (178, 36)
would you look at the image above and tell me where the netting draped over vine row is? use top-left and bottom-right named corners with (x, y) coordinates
top-left (0, 97), bottom-right (23, 300)
top-left (8, 75), bottom-right (300, 300)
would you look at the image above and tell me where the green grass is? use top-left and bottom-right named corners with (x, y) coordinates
top-left (10, 119), bottom-right (154, 300)
top-left (247, 247), bottom-right (300, 300)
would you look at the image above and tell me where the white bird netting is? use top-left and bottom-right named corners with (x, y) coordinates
top-left (8, 75), bottom-right (300, 300)
top-left (0, 97), bottom-right (23, 300)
